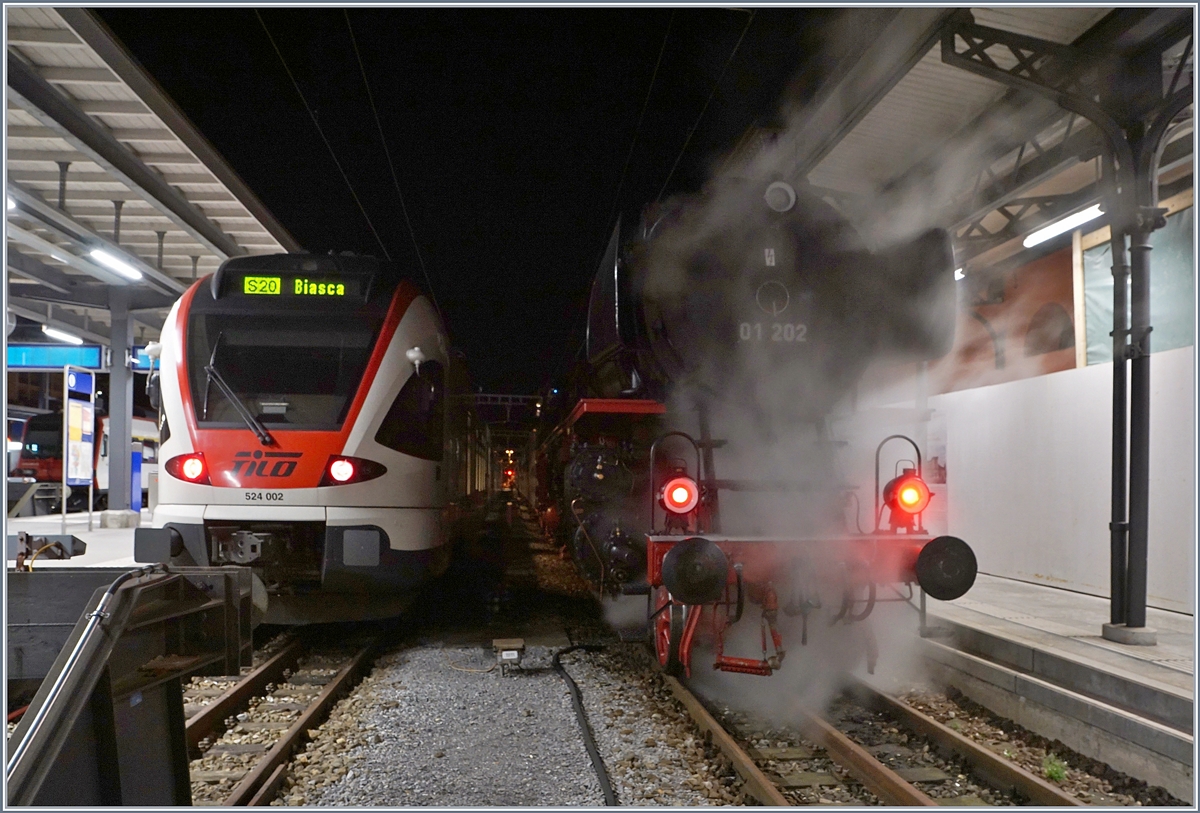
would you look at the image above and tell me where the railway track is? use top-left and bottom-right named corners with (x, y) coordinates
top-left (669, 673), bottom-right (1087, 806)
top-left (182, 632), bottom-right (379, 806)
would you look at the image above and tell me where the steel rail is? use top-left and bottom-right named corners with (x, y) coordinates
top-left (801, 712), bottom-right (938, 806)
top-left (662, 675), bottom-right (790, 806)
top-left (185, 638), bottom-right (306, 752)
top-left (851, 678), bottom-right (1085, 806)
top-left (220, 642), bottom-right (377, 806)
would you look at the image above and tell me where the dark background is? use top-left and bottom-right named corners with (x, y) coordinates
top-left (97, 7), bottom-right (839, 393)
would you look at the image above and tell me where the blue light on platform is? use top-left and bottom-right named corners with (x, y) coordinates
top-left (7, 344), bottom-right (103, 370)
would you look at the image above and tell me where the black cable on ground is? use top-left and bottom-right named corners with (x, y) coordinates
top-left (552, 644), bottom-right (618, 806)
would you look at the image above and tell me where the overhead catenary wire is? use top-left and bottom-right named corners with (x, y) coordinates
top-left (601, 11), bottom-right (675, 245)
top-left (344, 10), bottom-right (442, 318)
top-left (255, 11), bottom-right (393, 262)
top-left (655, 9), bottom-right (757, 204)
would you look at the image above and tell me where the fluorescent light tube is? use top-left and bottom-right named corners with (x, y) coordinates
top-left (42, 324), bottom-right (84, 345)
top-left (1023, 204), bottom-right (1103, 248)
top-left (89, 248), bottom-right (144, 281)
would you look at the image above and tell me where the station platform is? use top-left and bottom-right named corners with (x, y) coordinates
top-left (5, 510), bottom-right (148, 569)
top-left (927, 573), bottom-right (1193, 695)
top-left (915, 573), bottom-right (1194, 802)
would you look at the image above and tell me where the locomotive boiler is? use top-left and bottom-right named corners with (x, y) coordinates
top-left (537, 177), bottom-right (977, 676)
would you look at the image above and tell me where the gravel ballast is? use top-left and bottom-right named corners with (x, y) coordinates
top-left (291, 645), bottom-right (604, 806)
top-left (278, 640), bottom-right (745, 807)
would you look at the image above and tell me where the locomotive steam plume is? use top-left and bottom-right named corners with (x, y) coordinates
top-left (630, 9), bottom-right (1054, 711)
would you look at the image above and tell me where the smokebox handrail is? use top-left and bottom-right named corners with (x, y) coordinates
top-left (649, 431), bottom-right (702, 534)
top-left (874, 435), bottom-right (922, 533)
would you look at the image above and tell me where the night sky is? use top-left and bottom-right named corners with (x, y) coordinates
top-left (97, 7), bottom-right (836, 394)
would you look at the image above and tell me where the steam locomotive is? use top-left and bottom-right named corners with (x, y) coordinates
top-left (536, 177), bottom-right (977, 676)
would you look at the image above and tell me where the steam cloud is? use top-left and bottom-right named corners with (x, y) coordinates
top-left (622, 10), bottom-right (1075, 716)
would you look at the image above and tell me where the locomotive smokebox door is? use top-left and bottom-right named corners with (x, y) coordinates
top-left (661, 537), bottom-right (729, 605)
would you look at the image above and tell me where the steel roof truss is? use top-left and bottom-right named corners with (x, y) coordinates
top-left (7, 297), bottom-right (110, 344)
top-left (7, 181), bottom-right (185, 294)
top-left (7, 51), bottom-right (246, 261)
top-left (6, 222), bottom-right (129, 286)
top-left (7, 246), bottom-right (78, 294)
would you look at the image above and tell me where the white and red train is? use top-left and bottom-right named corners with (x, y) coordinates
top-left (135, 253), bottom-right (479, 624)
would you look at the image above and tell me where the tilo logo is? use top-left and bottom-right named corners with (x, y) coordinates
top-left (232, 450), bottom-right (302, 477)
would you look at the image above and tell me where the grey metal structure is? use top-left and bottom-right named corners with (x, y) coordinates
top-left (5, 564), bottom-right (253, 806)
top-left (791, 7), bottom-right (1192, 644)
top-left (6, 7), bottom-right (301, 513)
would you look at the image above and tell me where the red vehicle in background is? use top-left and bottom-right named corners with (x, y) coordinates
top-left (13, 411), bottom-right (159, 508)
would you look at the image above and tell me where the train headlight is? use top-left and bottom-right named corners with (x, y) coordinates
top-left (319, 455), bottom-right (387, 487)
top-left (659, 476), bottom-right (699, 514)
top-left (329, 459), bottom-right (355, 482)
top-left (883, 469), bottom-right (931, 516)
top-left (165, 452), bottom-right (210, 485)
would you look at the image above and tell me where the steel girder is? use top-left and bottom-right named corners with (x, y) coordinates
top-left (6, 51), bottom-right (246, 264)
top-left (871, 9), bottom-right (1192, 262)
top-left (6, 182), bottom-right (185, 295)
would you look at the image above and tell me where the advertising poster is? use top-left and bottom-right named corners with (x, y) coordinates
top-left (64, 371), bottom-right (95, 487)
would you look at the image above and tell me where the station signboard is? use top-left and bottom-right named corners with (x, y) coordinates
top-left (61, 366), bottom-right (97, 532)
top-left (7, 344), bottom-right (104, 370)
top-left (64, 369), bottom-right (95, 488)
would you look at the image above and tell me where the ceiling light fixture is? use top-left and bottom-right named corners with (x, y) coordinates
top-left (41, 325), bottom-right (84, 345)
top-left (89, 248), bottom-right (144, 281)
top-left (954, 268), bottom-right (965, 281)
top-left (1023, 204), bottom-right (1103, 248)
top-left (7, 197), bottom-right (15, 211)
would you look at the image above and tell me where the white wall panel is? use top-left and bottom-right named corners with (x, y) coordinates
top-left (924, 346), bottom-right (1194, 614)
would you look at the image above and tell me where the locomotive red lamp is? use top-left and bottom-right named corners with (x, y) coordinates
top-left (883, 469), bottom-right (931, 530)
top-left (165, 452), bottom-right (210, 484)
top-left (659, 476), bottom-right (699, 514)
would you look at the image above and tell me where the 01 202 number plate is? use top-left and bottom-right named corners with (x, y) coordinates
top-left (738, 322), bottom-right (808, 342)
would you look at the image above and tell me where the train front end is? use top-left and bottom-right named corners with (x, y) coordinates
top-left (135, 254), bottom-right (454, 624)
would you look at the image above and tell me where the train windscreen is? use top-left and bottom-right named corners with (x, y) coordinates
top-left (187, 312), bottom-right (380, 430)
top-left (20, 413), bottom-right (61, 458)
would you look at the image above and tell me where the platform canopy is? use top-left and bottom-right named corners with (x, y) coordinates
top-left (5, 7), bottom-right (302, 346)
top-left (781, 8), bottom-right (1192, 274)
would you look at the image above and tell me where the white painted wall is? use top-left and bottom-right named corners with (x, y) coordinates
top-left (921, 346), bottom-right (1195, 614)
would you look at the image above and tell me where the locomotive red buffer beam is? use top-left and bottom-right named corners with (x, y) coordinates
top-left (646, 534), bottom-right (976, 677)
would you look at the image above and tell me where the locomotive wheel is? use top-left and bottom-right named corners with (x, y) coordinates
top-left (653, 587), bottom-right (684, 676)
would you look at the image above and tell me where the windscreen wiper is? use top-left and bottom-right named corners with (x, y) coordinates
top-left (202, 335), bottom-right (274, 446)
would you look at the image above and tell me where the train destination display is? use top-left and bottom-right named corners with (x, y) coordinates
top-left (242, 275), bottom-right (355, 297)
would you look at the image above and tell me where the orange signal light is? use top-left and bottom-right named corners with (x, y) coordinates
top-left (660, 476), bottom-right (699, 514)
top-left (884, 471), bottom-right (931, 516)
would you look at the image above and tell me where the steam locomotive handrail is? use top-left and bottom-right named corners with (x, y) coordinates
top-left (570, 496), bottom-right (608, 595)
top-left (874, 434), bottom-right (923, 532)
top-left (648, 431), bottom-right (702, 534)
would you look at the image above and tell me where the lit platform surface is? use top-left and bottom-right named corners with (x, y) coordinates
top-left (5, 510), bottom-right (149, 569)
top-left (926, 573), bottom-right (1193, 692)
top-left (917, 573), bottom-right (1193, 802)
